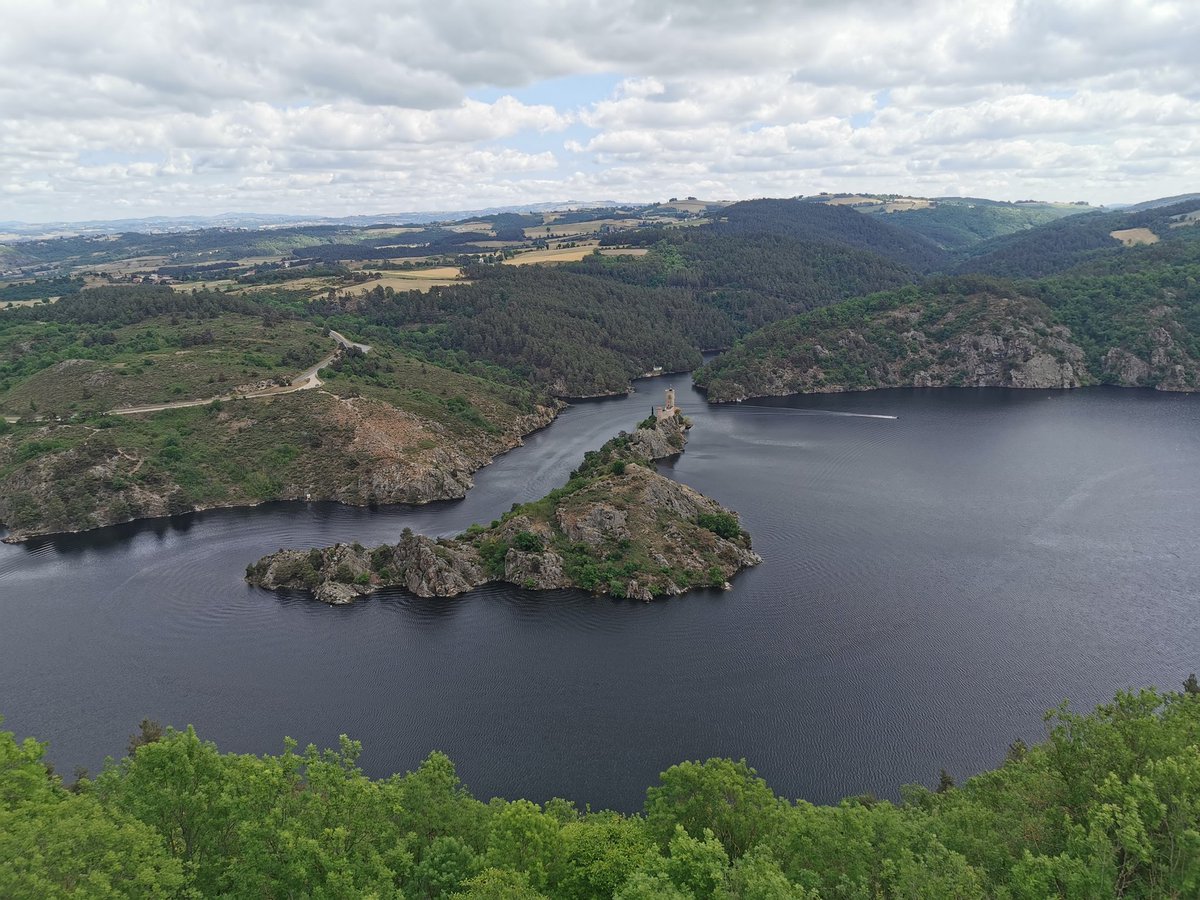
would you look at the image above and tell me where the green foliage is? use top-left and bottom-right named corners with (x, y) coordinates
top-left (1, 686), bottom-right (1199, 897)
top-left (696, 512), bottom-right (741, 541)
top-left (512, 531), bottom-right (545, 553)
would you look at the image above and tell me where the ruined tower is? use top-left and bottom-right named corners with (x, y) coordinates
top-left (654, 388), bottom-right (678, 421)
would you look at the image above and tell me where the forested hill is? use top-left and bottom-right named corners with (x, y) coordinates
top-left (953, 198), bottom-right (1200, 278)
top-left (695, 257), bottom-right (1200, 401)
top-left (867, 198), bottom-right (1087, 251)
top-left (711, 198), bottom-right (946, 271)
top-left (3, 684), bottom-right (1199, 897)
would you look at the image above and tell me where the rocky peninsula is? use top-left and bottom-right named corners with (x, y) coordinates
top-left (246, 409), bottom-right (760, 603)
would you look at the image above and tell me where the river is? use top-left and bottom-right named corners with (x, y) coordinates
top-left (2, 374), bottom-right (1198, 811)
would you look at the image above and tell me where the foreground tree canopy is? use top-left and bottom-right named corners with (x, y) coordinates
top-left (2, 684), bottom-right (1199, 898)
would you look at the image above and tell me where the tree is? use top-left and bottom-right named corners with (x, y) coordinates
top-left (645, 758), bottom-right (783, 859)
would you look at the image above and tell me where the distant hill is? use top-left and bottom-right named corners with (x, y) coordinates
top-left (1118, 193), bottom-right (1200, 212)
top-left (867, 198), bottom-right (1088, 251)
top-left (712, 198), bottom-right (946, 271)
top-left (952, 198), bottom-right (1200, 278)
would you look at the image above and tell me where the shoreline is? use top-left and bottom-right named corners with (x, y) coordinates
top-left (0, 401), bottom-right (563, 544)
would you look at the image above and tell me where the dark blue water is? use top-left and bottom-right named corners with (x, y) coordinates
top-left (2, 376), bottom-right (1198, 811)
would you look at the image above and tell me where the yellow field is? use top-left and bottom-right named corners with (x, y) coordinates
top-left (354, 227), bottom-right (423, 238)
top-left (352, 268), bottom-right (466, 293)
top-left (503, 243), bottom-right (601, 265)
top-left (1110, 228), bottom-right (1159, 246)
top-left (825, 196), bottom-right (881, 206)
top-left (1, 296), bottom-right (62, 310)
top-left (90, 255), bottom-right (171, 276)
top-left (522, 218), bottom-right (642, 239)
top-left (502, 243), bottom-right (650, 266)
top-left (446, 221), bottom-right (495, 235)
top-left (656, 199), bottom-right (727, 213)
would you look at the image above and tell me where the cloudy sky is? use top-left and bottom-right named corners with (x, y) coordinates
top-left (2, 0), bottom-right (1197, 221)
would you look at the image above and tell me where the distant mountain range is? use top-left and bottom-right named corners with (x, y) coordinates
top-left (0, 201), bottom-right (624, 239)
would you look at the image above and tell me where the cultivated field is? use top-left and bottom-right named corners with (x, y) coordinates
top-left (1110, 228), bottom-right (1159, 246)
top-left (503, 244), bottom-right (649, 265)
top-left (522, 218), bottom-right (642, 239)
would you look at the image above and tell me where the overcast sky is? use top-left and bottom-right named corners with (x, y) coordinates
top-left (2, 0), bottom-right (1197, 221)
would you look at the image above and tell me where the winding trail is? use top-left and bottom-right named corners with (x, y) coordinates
top-left (2, 330), bottom-right (370, 422)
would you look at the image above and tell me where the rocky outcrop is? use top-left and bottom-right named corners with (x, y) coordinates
top-left (504, 549), bottom-right (570, 590)
top-left (696, 289), bottom-right (1200, 401)
top-left (1102, 348), bottom-right (1152, 387)
top-left (247, 414), bottom-right (759, 604)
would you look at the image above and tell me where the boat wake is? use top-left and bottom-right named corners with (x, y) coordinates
top-left (735, 404), bottom-right (897, 420)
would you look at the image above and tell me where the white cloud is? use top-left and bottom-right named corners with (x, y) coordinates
top-left (0, 0), bottom-right (1197, 219)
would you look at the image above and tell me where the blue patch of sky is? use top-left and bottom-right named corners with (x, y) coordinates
top-left (469, 72), bottom-right (622, 109)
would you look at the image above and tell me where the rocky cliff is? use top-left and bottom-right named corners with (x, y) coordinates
top-left (695, 285), bottom-right (1200, 402)
top-left (247, 413), bottom-right (760, 603)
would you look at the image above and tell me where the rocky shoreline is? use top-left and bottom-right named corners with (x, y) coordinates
top-left (696, 291), bottom-right (1200, 402)
top-left (247, 412), bottom-right (761, 604)
top-left (0, 394), bottom-right (560, 543)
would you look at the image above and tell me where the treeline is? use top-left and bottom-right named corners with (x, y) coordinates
top-left (0, 276), bottom-right (83, 303)
top-left (3, 685), bottom-right (1198, 897)
top-left (0, 284), bottom-right (284, 327)
top-left (301, 230), bottom-right (493, 263)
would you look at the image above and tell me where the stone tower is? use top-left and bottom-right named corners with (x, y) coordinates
top-left (654, 388), bottom-right (679, 421)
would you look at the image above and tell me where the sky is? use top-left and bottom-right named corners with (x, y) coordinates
top-left (1, 0), bottom-right (1198, 221)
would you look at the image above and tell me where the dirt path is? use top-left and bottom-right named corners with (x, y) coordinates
top-left (1, 330), bottom-right (370, 422)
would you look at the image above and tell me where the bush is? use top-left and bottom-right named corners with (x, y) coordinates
top-left (696, 512), bottom-right (741, 540)
top-left (513, 531), bottom-right (544, 553)
top-left (610, 460), bottom-right (627, 475)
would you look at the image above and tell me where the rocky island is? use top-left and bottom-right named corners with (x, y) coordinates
top-left (246, 400), bottom-right (760, 603)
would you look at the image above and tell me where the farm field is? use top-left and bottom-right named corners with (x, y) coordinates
top-left (522, 218), bottom-right (643, 238)
top-left (1110, 227), bottom-right (1159, 246)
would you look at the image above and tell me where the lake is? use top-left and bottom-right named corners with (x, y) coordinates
top-left (2, 375), bottom-right (1198, 811)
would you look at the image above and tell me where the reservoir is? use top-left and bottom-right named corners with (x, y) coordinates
top-left (2, 374), bottom-right (1198, 811)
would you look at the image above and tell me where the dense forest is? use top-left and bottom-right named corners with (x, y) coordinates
top-left (709, 199), bottom-right (946, 272)
top-left (869, 200), bottom-right (1085, 251)
top-left (953, 200), bottom-right (1200, 278)
top-left (695, 203), bottom-right (1200, 401)
top-left (2, 683), bottom-right (1198, 897)
top-left (695, 257), bottom-right (1200, 401)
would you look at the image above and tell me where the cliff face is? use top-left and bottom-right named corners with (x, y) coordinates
top-left (0, 392), bottom-right (558, 543)
top-left (247, 413), bottom-right (760, 604)
top-left (696, 290), bottom-right (1200, 402)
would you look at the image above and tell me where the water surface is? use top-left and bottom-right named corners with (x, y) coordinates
top-left (2, 377), bottom-right (1197, 810)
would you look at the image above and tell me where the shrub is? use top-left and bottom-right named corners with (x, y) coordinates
top-left (513, 531), bottom-right (544, 553)
top-left (696, 512), bottom-right (741, 540)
